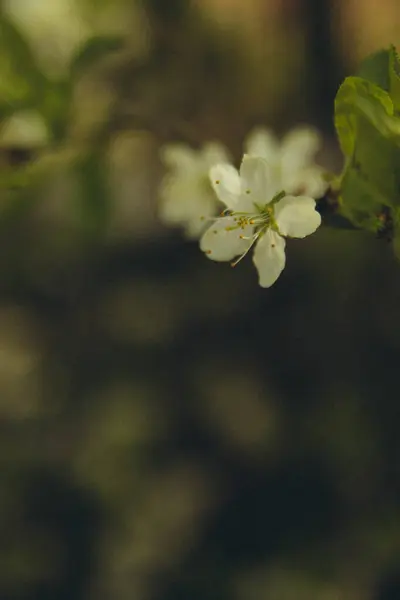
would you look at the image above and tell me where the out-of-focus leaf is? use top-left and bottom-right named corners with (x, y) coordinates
top-left (0, 13), bottom-right (47, 106)
top-left (40, 81), bottom-right (72, 142)
top-left (70, 35), bottom-right (124, 77)
top-left (0, 14), bottom-right (75, 142)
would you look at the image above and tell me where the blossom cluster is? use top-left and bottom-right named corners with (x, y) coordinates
top-left (159, 127), bottom-right (327, 288)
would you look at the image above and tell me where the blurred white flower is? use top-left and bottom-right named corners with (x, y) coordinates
top-left (159, 141), bottom-right (230, 239)
top-left (245, 125), bottom-right (327, 198)
top-left (200, 155), bottom-right (321, 288)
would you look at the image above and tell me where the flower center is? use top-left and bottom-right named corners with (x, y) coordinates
top-left (225, 190), bottom-right (286, 267)
top-left (226, 204), bottom-right (273, 231)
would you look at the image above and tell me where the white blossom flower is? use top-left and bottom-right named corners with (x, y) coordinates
top-left (245, 126), bottom-right (327, 198)
top-left (159, 141), bottom-right (230, 239)
top-left (200, 155), bottom-right (321, 288)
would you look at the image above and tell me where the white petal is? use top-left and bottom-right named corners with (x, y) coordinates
top-left (209, 164), bottom-right (241, 209)
top-left (160, 144), bottom-right (198, 172)
top-left (245, 127), bottom-right (279, 162)
top-left (201, 142), bottom-right (231, 168)
top-left (239, 155), bottom-right (274, 203)
top-left (280, 126), bottom-right (322, 183)
top-left (200, 217), bottom-right (253, 262)
top-left (274, 195), bottom-right (321, 238)
top-left (253, 230), bottom-right (286, 288)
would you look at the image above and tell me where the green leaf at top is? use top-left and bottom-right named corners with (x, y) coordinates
top-left (357, 48), bottom-right (390, 90)
top-left (335, 76), bottom-right (400, 211)
top-left (334, 76), bottom-right (400, 159)
top-left (355, 45), bottom-right (400, 112)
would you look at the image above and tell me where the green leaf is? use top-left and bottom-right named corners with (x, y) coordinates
top-left (334, 76), bottom-right (400, 218)
top-left (334, 76), bottom-right (399, 159)
top-left (0, 14), bottom-right (74, 142)
top-left (389, 45), bottom-right (400, 113)
top-left (70, 35), bottom-right (124, 78)
top-left (354, 115), bottom-right (400, 204)
top-left (357, 48), bottom-right (390, 90)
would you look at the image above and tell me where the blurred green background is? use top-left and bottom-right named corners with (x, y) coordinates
top-left (1, 1), bottom-right (400, 599)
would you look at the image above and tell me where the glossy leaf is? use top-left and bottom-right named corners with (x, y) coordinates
top-left (334, 76), bottom-right (398, 159)
top-left (334, 75), bottom-right (400, 224)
